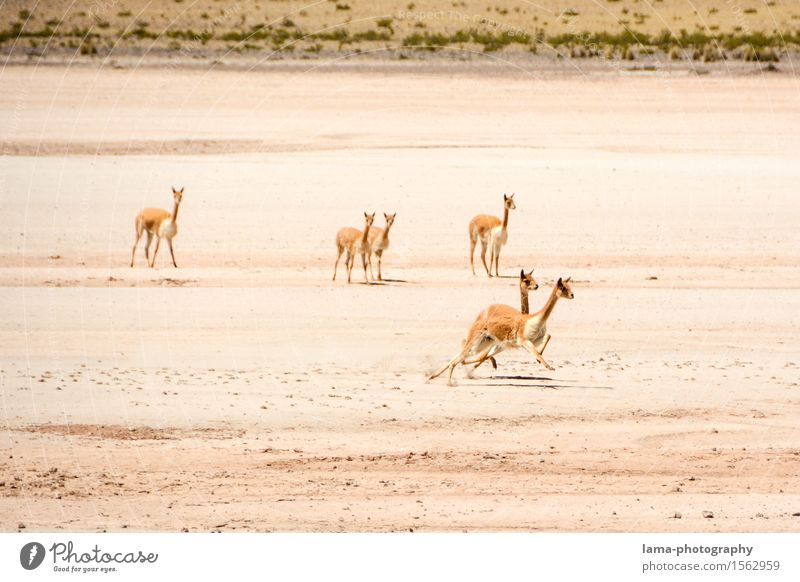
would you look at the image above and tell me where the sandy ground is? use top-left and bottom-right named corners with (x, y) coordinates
top-left (1, 65), bottom-right (799, 532)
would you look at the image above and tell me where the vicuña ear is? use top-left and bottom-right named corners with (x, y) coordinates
top-left (565, 276), bottom-right (571, 282)
top-left (510, 193), bottom-right (515, 198)
top-left (179, 187), bottom-right (184, 193)
top-left (528, 269), bottom-right (534, 276)
top-left (520, 269), bottom-right (525, 278)
top-left (172, 186), bottom-right (176, 193)
top-left (503, 193), bottom-right (508, 200)
top-left (557, 277), bottom-right (563, 285)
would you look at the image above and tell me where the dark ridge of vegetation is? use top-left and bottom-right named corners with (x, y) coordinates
top-left (1, 18), bottom-right (799, 60)
top-left (204, 24), bottom-right (391, 47)
top-left (471, 29), bottom-right (531, 51)
top-left (0, 23), bottom-right (58, 41)
top-left (313, 28), bottom-right (350, 43)
top-left (547, 29), bottom-right (648, 48)
top-left (403, 32), bottom-right (451, 51)
top-left (350, 29), bottom-right (392, 42)
top-left (376, 18), bottom-right (393, 32)
top-left (544, 28), bottom-right (800, 51)
top-left (403, 28), bottom-right (530, 52)
top-left (165, 28), bottom-right (215, 44)
top-left (125, 26), bottom-right (158, 40)
top-left (79, 39), bottom-right (97, 55)
top-left (0, 23), bottom-right (22, 43)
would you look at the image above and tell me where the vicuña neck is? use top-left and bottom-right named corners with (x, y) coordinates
top-left (520, 285), bottom-right (530, 314)
top-left (171, 200), bottom-right (181, 223)
top-left (502, 205), bottom-right (509, 229)
top-left (381, 222), bottom-right (393, 243)
top-left (361, 224), bottom-right (371, 245)
top-left (537, 284), bottom-right (561, 322)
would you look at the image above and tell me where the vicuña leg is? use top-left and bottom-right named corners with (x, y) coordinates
top-left (376, 250), bottom-right (383, 281)
top-left (333, 245), bottom-right (344, 281)
top-left (523, 340), bottom-right (554, 371)
top-left (430, 335), bottom-right (493, 386)
top-left (144, 231), bottom-right (153, 264)
top-left (345, 250), bottom-right (354, 283)
top-left (479, 239), bottom-right (490, 276)
top-left (360, 252), bottom-right (369, 283)
top-left (469, 235), bottom-right (477, 275)
top-left (464, 343), bottom-right (505, 369)
top-left (130, 223), bottom-right (143, 267)
top-left (539, 334), bottom-right (552, 354)
top-left (493, 245), bottom-right (502, 277)
top-left (464, 343), bottom-right (504, 377)
top-left (150, 237), bottom-right (162, 268)
top-left (367, 252), bottom-right (376, 281)
top-left (168, 239), bottom-right (178, 268)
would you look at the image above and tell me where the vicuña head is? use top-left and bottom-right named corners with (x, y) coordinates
top-left (383, 212), bottom-right (396, 227)
top-left (520, 268), bottom-right (538, 293)
top-left (556, 276), bottom-right (574, 300)
top-left (171, 186), bottom-right (184, 204)
top-left (504, 193), bottom-right (516, 210)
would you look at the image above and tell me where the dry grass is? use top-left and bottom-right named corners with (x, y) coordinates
top-left (1, 0), bottom-right (799, 60)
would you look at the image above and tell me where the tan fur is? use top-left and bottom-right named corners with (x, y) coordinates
top-left (429, 277), bottom-right (574, 386)
top-left (130, 187), bottom-right (184, 268)
top-left (333, 212), bottom-right (375, 284)
top-left (468, 193), bottom-right (516, 277)
top-left (366, 212), bottom-right (396, 282)
top-left (471, 269), bottom-right (538, 372)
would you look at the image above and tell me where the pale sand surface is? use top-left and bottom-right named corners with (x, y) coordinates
top-left (0, 66), bottom-right (799, 531)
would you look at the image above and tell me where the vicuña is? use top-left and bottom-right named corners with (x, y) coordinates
top-left (367, 212), bottom-right (396, 282)
top-left (333, 212), bottom-right (375, 284)
top-left (430, 277), bottom-right (574, 385)
top-left (468, 193), bottom-right (516, 277)
top-left (130, 186), bottom-right (184, 268)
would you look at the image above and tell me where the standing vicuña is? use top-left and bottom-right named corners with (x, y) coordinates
top-left (367, 212), bottom-right (396, 282)
top-left (468, 193), bottom-right (516, 277)
top-left (130, 187), bottom-right (184, 268)
top-left (429, 277), bottom-right (573, 386)
top-left (333, 212), bottom-right (375, 284)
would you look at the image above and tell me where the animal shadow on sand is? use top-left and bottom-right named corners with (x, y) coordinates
top-left (473, 375), bottom-right (614, 390)
top-left (361, 278), bottom-right (409, 285)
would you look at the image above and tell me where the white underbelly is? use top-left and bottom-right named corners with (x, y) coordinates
top-left (468, 333), bottom-right (515, 356)
top-left (490, 227), bottom-right (507, 246)
top-left (159, 221), bottom-right (177, 238)
top-left (523, 319), bottom-right (547, 344)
